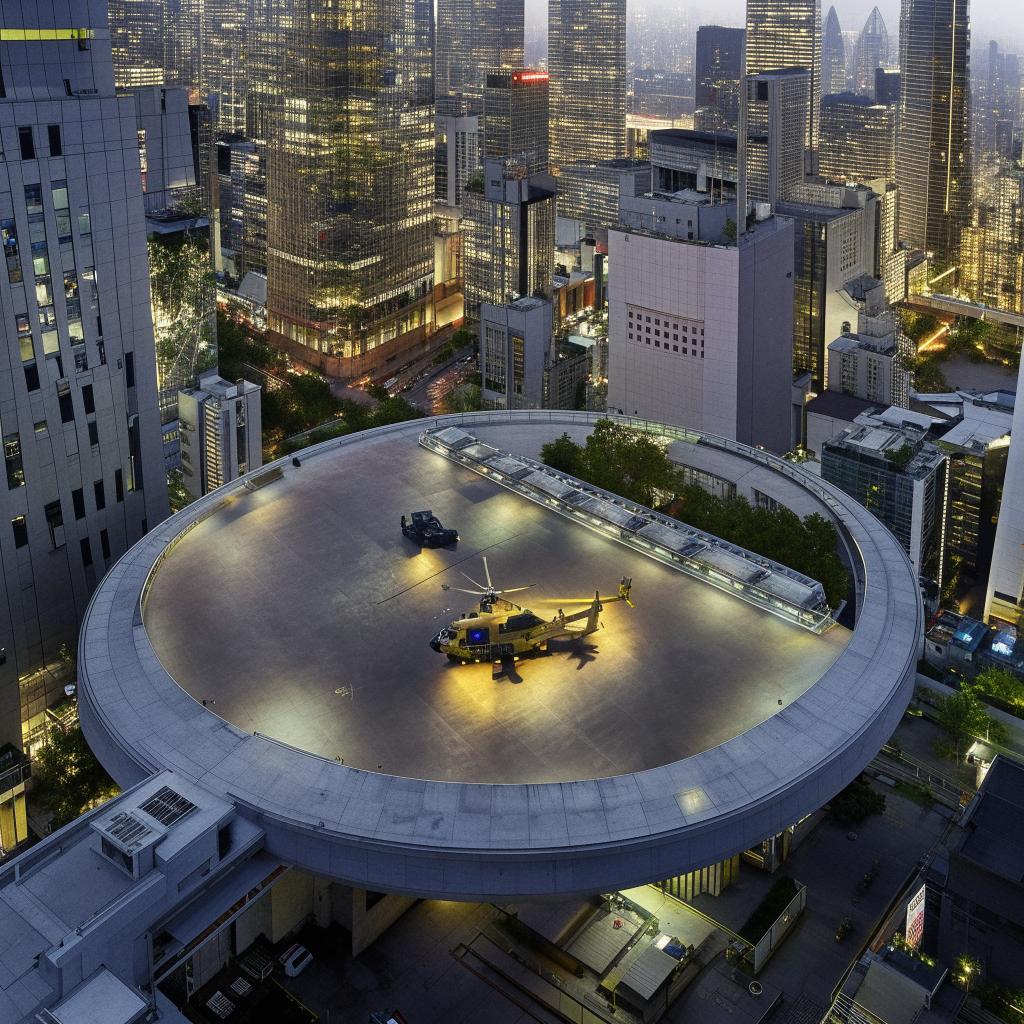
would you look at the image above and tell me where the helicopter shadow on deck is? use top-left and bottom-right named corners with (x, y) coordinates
top-left (480, 636), bottom-right (601, 684)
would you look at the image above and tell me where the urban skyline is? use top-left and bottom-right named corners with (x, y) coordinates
top-left (4, 0), bottom-right (1024, 1022)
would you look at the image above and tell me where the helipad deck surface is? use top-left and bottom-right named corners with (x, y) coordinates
top-left (143, 426), bottom-right (850, 785)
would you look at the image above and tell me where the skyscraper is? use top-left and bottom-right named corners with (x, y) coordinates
top-left (463, 159), bottom-right (555, 322)
top-left (694, 26), bottom-right (745, 132)
top-left (0, 0), bottom-right (168, 750)
top-left (960, 170), bottom-right (1024, 313)
top-left (484, 70), bottom-right (550, 175)
top-left (436, 0), bottom-right (525, 104)
top-left (746, 70), bottom-right (811, 209)
top-left (819, 93), bottom-right (896, 184)
top-left (549, 0), bottom-right (627, 172)
top-left (202, 0), bottom-right (248, 135)
top-left (108, 0), bottom-right (166, 89)
top-left (822, 7), bottom-right (847, 96)
top-left (853, 7), bottom-right (890, 96)
top-left (745, 0), bottom-right (822, 151)
top-left (896, 0), bottom-right (972, 266)
top-left (263, 0), bottom-right (437, 378)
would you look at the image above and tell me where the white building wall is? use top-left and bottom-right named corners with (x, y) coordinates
top-left (986, 356), bottom-right (1024, 623)
top-left (607, 230), bottom-right (739, 439)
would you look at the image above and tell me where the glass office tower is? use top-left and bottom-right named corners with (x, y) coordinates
top-left (436, 0), bottom-right (524, 104)
top-left (263, 0), bottom-right (436, 377)
top-left (853, 8), bottom-right (890, 96)
top-left (896, 0), bottom-right (972, 266)
top-left (694, 25), bottom-right (745, 131)
top-left (822, 7), bottom-right (847, 96)
top-left (109, 0), bottom-right (166, 89)
top-left (745, 0), bottom-right (822, 151)
top-left (549, 0), bottom-right (627, 172)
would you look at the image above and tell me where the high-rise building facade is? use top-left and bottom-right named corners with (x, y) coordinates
top-left (109, 0), bottom-right (166, 89)
top-left (822, 7), bottom-right (847, 96)
top-left (436, 103), bottom-right (481, 210)
top-left (463, 159), bottom-right (555, 323)
top-left (178, 370), bottom-right (262, 499)
top-left (436, 0), bottom-right (525, 104)
top-left (0, 1), bottom-right (168, 750)
top-left (263, 0), bottom-right (436, 378)
top-left (746, 70), bottom-right (810, 209)
top-left (549, 0), bottom-right (627, 172)
top-left (745, 0), bottom-right (822, 151)
top-left (694, 26), bottom-right (745, 132)
top-left (896, 0), bottom-right (972, 267)
top-left (875, 68), bottom-right (901, 107)
top-left (960, 169), bottom-right (1024, 314)
top-left (608, 195), bottom-right (797, 454)
top-left (201, 0), bottom-right (248, 135)
top-left (164, 0), bottom-right (203, 97)
top-left (480, 297), bottom-right (554, 409)
top-left (823, 409), bottom-right (947, 577)
top-left (853, 8), bottom-right (890, 96)
top-left (777, 183), bottom-right (886, 386)
top-left (484, 71), bottom-right (550, 175)
top-left (819, 93), bottom-right (896, 184)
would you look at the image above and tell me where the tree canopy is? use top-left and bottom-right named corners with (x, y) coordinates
top-left (540, 421), bottom-right (850, 606)
top-left (668, 486), bottom-right (850, 606)
top-left (540, 420), bottom-right (683, 507)
top-left (32, 725), bottom-right (118, 829)
top-left (936, 683), bottom-right (1008, 755)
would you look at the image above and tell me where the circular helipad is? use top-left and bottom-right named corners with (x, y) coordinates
top-left (79, 413), bottom-right (922, 900)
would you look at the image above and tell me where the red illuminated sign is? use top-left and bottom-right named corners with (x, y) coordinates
top-left (512, 70), bottom-right (550, 85)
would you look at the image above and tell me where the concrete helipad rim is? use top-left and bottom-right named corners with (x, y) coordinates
top-left (78, 412), bottom-right (922, 900)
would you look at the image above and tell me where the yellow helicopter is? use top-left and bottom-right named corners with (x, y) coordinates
top-left (430, 557), bottom-right (634, 663)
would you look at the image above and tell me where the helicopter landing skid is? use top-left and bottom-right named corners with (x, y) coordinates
top-left (492, 656), bottom-right (524, 683)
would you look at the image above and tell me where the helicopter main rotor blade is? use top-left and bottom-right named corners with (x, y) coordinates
top-left (495, 585), bottom-right (536, 595)
top-left (442, 584), bottom-right (488, 596)
top-left (483, 556), bottom-right (494, 590)
top-left (458, 569), bottom-right (488, 589)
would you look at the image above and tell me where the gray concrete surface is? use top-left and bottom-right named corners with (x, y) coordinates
top-left (78, 413), bottom-right (922, 900)
top-left (144, 427), bottom-right (849, 784)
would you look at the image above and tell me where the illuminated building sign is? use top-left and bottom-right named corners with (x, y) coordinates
top-left (905, 884), bottom-right (926, 949)
top-left (512, 71), bottom-right (550, 85)
top-left (0, 28), bottom-right (95, 41)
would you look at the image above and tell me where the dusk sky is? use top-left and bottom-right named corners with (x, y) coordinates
top-left (526, 0), bottom-right (1022, 53)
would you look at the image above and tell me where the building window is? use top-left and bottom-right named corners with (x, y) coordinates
top-left (24, 184), bottom-right (42, 214)
top-left (24, 364), bottom-right (40, 392)
top-left (18, 127), bottom-right (35, 160)
top-left (82, 384), bottom-right (94, 415)
top-left (87, 420), bottom-right (98, 447)
top-left (115, 469), bottom-right (124, 503)
top-left (44, 501), bottom-right (63, 548)
top-left (47, 125), bottom-right (62, 157)
top-left (80, 537), bottom-right (93, 567)
top-left (100, 528), bottom-right (110, 561)
top-left (125, 352), bottom-right (135, 388)
top-left (2, 221), bottom-right (22, 283)
top-left (94, 480), bottom-right (105, 511)
top-left (72, 488), bottom-right (85, 520)
top-left (59, 388), bottom-right (74, 423)
top-left (4, 434), bottom-right (24, 489)
top-left (11, 517), bottom-right (27, 549)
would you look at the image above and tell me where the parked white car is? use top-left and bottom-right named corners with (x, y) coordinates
top-left (279, 943), bottom-right (313, 978)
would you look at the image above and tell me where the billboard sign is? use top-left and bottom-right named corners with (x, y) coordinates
top-left (905, 884), bottom-right (926, 949)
